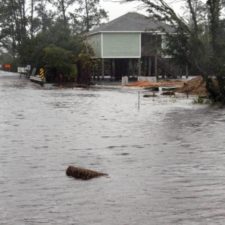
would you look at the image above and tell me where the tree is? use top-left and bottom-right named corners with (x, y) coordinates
top-left (43, 45), bottom-right (74, 74)
top-left (125, 0), bottom-right (225, 103)
top-left (24, 20), bottom-right (81, 62)
top-left (0, 0), bottom-right (28, 62)
top-left (72, 0), bottom-right (108, 32)
top-left (35, 0), bottom-right (55, 32)
top-left (51, 0), bottom-right (75, 26)
top-left (0, 0), bottom-right (94, 84)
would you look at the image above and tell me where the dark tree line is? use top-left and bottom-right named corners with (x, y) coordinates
top-left (0, 0), bottom-right (107, 82)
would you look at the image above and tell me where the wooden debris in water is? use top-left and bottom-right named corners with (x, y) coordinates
top-left (161, 91), bottom-right (175, 96)
top-left (126, 80), bottom-right (184, 88)
top-left (66, 166), bottom-right (108, 180)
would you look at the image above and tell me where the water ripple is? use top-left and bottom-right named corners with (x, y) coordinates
top-left (1, 72), bottom-right (225, 224)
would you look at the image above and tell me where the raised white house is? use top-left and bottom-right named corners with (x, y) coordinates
top-left (87, 12), bottom-right (175, 81)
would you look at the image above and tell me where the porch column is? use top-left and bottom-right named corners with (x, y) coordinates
top-left (148, 57), bottom-right (152, 76)
top-left (128, 59), bottom-right (132, 77)
top-left (101, 59), bottom-right (104, 80)
top-left (154, 55), bottom-right (158, 81)
top-left (138, 58), bottom-right (141, 77)
top-left (112, 59), bottom-right (115, 80)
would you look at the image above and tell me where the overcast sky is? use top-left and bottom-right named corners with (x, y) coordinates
top-left (100, 0), bottom-right (184, 20)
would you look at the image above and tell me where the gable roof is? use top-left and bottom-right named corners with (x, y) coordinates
top-left (88, 12), bottom-right (173, 35)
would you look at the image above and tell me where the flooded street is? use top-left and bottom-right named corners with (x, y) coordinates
top-left (1, 71), bottom-right (225, 225)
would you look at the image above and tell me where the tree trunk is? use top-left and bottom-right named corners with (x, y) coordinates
top-left (61, 0), bottom-right (67, 25)
top-left (30, 0), bottom-right (34, 38)
top-left (84, 0), bottom-right (90, 32)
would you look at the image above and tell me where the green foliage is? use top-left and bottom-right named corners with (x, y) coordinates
top-left (43, 45), bottom-right (73, 74)
top-left (0, 0), bottom-right (105, 80)
top-left (70, 0), bottom-right (108, 33)
top-left (0, 52), bottom-right (13, 65)
top-left (70, 64), bottom-right (78, 79)
top-left (76, 52), bottom-right (94, 85)
top-left (193, 96), bottom-right (204, 104)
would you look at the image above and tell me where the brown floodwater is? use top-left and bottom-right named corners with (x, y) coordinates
top-left (1, 71), bottom-right (225, 225)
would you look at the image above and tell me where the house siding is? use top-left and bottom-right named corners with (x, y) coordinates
top-left (102, 33), bottom-right (141, 58)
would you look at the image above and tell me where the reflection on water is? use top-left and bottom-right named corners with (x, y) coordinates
top-left (1, 72), bottom-right (225, 225)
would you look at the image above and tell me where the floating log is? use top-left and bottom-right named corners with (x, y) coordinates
top-left (66, 166), bottom-right (108, 180)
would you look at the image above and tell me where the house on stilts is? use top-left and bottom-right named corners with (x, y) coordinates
top-left (86, 12), bottom-right (180, 81)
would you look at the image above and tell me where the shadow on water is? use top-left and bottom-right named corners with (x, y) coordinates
top-left (1, 72), bottom-right (225, 225)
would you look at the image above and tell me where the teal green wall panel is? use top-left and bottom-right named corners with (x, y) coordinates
top-left (103, 33), bottom-right (140, 58)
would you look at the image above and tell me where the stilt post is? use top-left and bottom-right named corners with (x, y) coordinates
top-left (148, 57), bottom-right (152, 77)
top-left (138, 58), bottom-right (141, 77)
top-left (154, 55), bottom-right (158, 81)
top-left (112, 59), bottom-right (115, 81)
top-left (101, 59), bottom-right (104, 80)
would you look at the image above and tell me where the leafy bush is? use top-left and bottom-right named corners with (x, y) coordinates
top-left (43, 45), bottom-right (78, 81)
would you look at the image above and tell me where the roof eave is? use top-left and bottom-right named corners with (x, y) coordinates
top-left (87, 30), bottom-right (169, 36)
